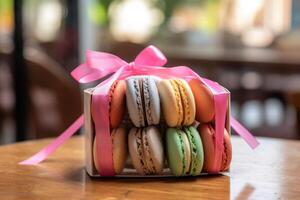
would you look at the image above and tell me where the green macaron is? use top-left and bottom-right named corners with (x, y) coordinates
top-left (166, 126), bottom-right (204, 176)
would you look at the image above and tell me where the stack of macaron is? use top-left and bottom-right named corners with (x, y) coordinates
top-left (92, 76), bottom-right (232, 176)
top-left (126, 76), bottom-right (165, 175)
top-left (188, 79), bottom-right (232, 173)
top-left (93, 80), bottom-right (128, 175)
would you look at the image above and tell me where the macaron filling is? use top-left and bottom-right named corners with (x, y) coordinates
top-left (222, 138), bottom-right (229, 170)
top-left (177, 131), bottom-right (187, 175)
top-left (142, 128), bottom-right (156, 173)
top-left (174, 79), bottom-right (190, 125)
top-left (221, 129), bottom-right (232, 171)
top-left (184, 126), bottom-right (203, 175)
top-left (133, 79), bottom-right (146, 127)
top-left (185, 128), bottom-right (196, 174)
top-left (170, 80), bottom-right (184, 125)
top-left (143, 77), bottom-right (154, 125)
top-left (134, 128), bottom-right (149, 174)
top-left (138, 78), bottom-right (148, 126)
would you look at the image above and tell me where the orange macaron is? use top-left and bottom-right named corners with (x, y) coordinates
top-left (109, 80), bottom-right (126, 129)
top-left (198, 124), bottom-right (232, 172)
top-left (188, 79), bottom-right (214, 123)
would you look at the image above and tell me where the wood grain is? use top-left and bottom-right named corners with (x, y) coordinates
top-left (0, 136), bottom-right (299, 199)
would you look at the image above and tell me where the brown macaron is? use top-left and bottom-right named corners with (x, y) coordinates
top-left (128, 126), bottom-right (164, 175)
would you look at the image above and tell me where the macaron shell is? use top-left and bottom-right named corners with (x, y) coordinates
top-left (175, 79), bottom-right (196, 126)
top-left (126, 78), bottom-right (145, 127)
top-left (111, 127), bottom-right (128, 174)
top-left (184, 126), bottom-right (204, 175)
top-left (221, 129), bottom-right (232, 171)
top-left (93, 127), bottom-right (128, 175)
top-left (109, 80), bottom-right (126, 128)
top-left (143, 77), bottom-right (160, 125)
top-left (128, 127), bottom-right (148, 174)
top-left (157, 80), bottom-right (183, 127)
top-left (189, 79), bottom-right (214, 123)
top-left (93, 137), bottom-right (100, 173)
top-left (142, 126), bottom-right (164, 174)
top-left (198, 124), bottom-right (232, 172)
top-left (166, 128), bottom-right (190, 176)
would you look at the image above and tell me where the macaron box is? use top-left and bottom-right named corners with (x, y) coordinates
top-left (84, 74), bottom-right (232, 177)
top-left (19, 45), bottom-right (257, 175)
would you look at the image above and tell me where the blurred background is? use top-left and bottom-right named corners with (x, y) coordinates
top-left (1, 0), bottom-right (300, 144)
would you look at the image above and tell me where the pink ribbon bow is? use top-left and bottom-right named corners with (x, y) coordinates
top-left (20, 45), bottom-right (259, 176)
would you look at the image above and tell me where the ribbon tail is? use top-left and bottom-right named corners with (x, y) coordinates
top-left (19, 115), bottom-right (84, 165)
top-left (230, 116), bottom-right (260, 149)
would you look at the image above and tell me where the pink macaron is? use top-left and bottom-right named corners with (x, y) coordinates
top-left (198, 124), bottom-right (232, 172)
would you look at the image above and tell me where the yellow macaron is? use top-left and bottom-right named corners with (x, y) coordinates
top-left (157, 79), bottom-right (196, 127)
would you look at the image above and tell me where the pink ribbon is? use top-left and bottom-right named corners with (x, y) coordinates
top-left (19, 115), bottom-right (84, 165)
top-left (19, 45), bottom-right (259, 176)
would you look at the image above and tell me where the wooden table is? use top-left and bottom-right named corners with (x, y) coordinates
top-left (0, 136), bottom-right (299, 199)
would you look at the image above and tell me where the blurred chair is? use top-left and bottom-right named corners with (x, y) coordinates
top-left (25, 47), bottom-right (82, 139)
top-left (0, 47), bottom-right (82, 140)
top-left (287, 91), bottom-right (300, 139)
top-left (0, 51), bottom-right (15, 143)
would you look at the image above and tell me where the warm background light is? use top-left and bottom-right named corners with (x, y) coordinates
top-left (109, 0), bottom-right (164, 43)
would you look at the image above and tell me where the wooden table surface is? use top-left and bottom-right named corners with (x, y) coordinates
top-left (0, 136), bottom-right (299, 200)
